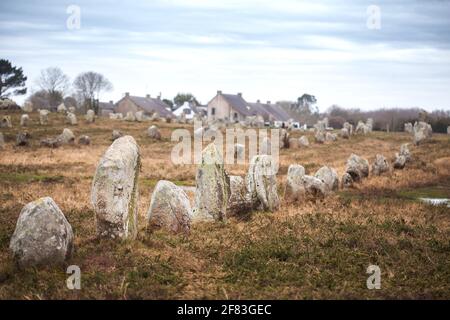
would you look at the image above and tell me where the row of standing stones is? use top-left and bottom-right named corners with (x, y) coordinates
top-left (8, 129), bottom-right (414, 269)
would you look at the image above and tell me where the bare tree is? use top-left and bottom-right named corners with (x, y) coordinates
top-left (73, 71), bottom-right (112, 113)
top-left (36, 67), bottom-right (69, 95)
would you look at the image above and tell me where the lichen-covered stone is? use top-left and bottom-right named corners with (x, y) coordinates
top-left (302, 175), bottom-right (329, 198)
top-left (372, 154), bottom-right (390, 175)
top-left (16, 132), bottom-right (31, 146)
top-left (58, 128), bottom-right (75, 144)
top-left (148, 125), bottom-right (161, 140)
top-left (340, 172), bottom-right (353, 188)
top-left (285, 164), bottom-right (306, 201)
top-left (0, 132), bottom-right (5, 149)
top-left (341, 127), bottom-right (350, 139)
top-left (314, 166), bottom-right (339, 191)
top-left (298, 135), bottom-right (309, 147)
top-left (227, 175), bottom-right (252, 216)
top-left (147, 180), bottom-right (192, 234)
top-left (393, 153), bottom-right (407, 169)
top-left (20, 114), bottom-right (29, 127)
top-left (112, 130), bottom-right (123, 141)
top-left (124, 111), bottom-right (136, 122)
top-left (1, 116), bottom-right (12, 128)
top-left (194, 143), bottom-right (230, 221)
top-left (91, 136), bottom-right (141, 239)
top-left (78, 135), bottom-right (91, 145)
top-left (404, 123), bottom-right (413, 133)
top-left (57, 103), bottom-right (67, 113)
top-left (135, 111), bottom-right (144, 122)
top-left (85, 109), bottom-right (95, 123)
top-left (65, 112), bottom-right (77, 125)
top-left (315, 130), bottom-right (325, 143)
top-left (325, 132), bottom-right (337, 142)
top-left (9, 197), bottom-right (73, 269)
top-left (39, 110), bottom-right (50, 125)
top-left (345, 153), bottom-right (369, 182)
top-left (246, 155), bottom-right (279, 211)
top-left (343, 122), bottom-right (353, 135)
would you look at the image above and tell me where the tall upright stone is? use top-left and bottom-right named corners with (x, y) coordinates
top-left (315, 166), bottom-right (339, 192)
top-left (39, 109), bottom-right (50, 125)
top-left (91, 136), bottom-right (141, 240)
top-left (194, 143), bottom-right (230, 221)
top-left (85, 109), bottom-right (95, 123)
top-left (246, 155), bottom-right (279, 211)
top-left (285, 164), bottom-right (306, 201)
top-left (345, 154), bottom-right (369, 182)
top-left (0, 132), bottom-right (5, 149)
top-left (66, 112), bottom-right (77, 125)
top-left (9, 197), bottom-right (73, 269)
top-left (227, 175), bottom-right (252, 216)
top-left (371, 154), bottom-right (390, 176)
top-left (20, 114), bottom-right (30, 127)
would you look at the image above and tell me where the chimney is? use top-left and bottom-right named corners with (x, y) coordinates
top-left (237, 92), bottom-right (242, 97)
top-left (125, 92), bottom-right (130, 97)
top-left (146, 94), bottom-right (151, 99)
top-left (157, 95), bottom-right (161, 100)
top-left (217, 90), bottom-right (222, 95)
top-left (109, 100), bottom-right (113, 104)
top-left (257, 99), bottom-right (260, 103)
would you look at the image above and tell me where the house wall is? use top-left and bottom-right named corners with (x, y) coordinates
top-left (115, 97), bottom-right (140, 115)
top-left (207, 94), bottom-right (244, 122)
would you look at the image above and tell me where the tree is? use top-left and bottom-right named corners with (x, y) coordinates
top-left (73, 71), bottom-right (112, 113)
top-left (0, 59), bottom-right (27, 99)
top-left (163, 98), bottom-right (174, 110)
top-left (173, 93), bottom-right (198, 108)
top-left (297, 94), bottom-right (317, 113)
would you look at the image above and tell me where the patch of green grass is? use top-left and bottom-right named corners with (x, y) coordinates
top-left (396, 186), bottom-right (450, 200)
top-left (0, 172), bottom-right (65, 184)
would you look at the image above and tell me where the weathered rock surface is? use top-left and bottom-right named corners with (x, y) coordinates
top-left (343, 122), bottom-right (353, 135)
top-left (16, 132), bottom-right (30, 146)
top-left (91, 136), bottom-right (141, 239)
top-left (65, 112), bottom-right (77, 125)
top-left (20, 114), bottom-right (29, 127)
top-left (1, 116), bottom-right (12, 128)
top-left (302, 175), bottom-right (329, 198)
top-left (314, 166), bottom-right (339, 191)
top-left (57, 103), bottom-right (67, 113)
top-left (39, 110), bottom-right (50, 125)
top-left (341, 127), bottom-right (350, 139)
top-left (58, 128), bottom-right (75, 144)
top-left (194, 143), bottom-right (230, 221)
top-left (345, 154), bottom-right (369, 182)
top-left (246, 155), bottom-right (279, 211)
top-left (288, 137), bottom-right (299, 148)
top-left (413, 121), bottom-right (432, 145)
top-left (404, 123), bottom-right (413, 134)
top-left (9, 197), bottom-right (73, 268)
top-left (112, 130), bottom-right (123, 141)
top-left (372, 154), bottom-right (390, 175)
top-left (393, 154), bottom-right (406, 169)
top-left (227, 175), bottom-right (252, 216)
top-left (0, 132), bottom-right (5, 149)
top-left (298, 135), bottom-right (309, 147)
top-left (325, 132), bottom-right (337, 142)
top-left (284, 164), bottom-right (306, 201)
top-left (148, 125), bottom-right (161, 140)
top-left (135, 111), bottom-right (144, 122)
top-left (124, 111), bottom-right (136, 122)
top-left (259, 137), bottom-right (271, 155)
top-left (147, 180), bottom-right (192, 234)
top-left (315, 130), bottom-right (326, 144)
top-left (85, 109), bottom-right (95, 123)
top-left (78, 135), bottom-right (91, 145)
top-left (340, 173), bottom-right (353, 188)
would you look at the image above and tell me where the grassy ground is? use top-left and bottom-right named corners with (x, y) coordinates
top-left (0, 110), bottom-right (449, 299)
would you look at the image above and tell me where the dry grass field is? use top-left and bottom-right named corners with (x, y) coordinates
top-left (0, 110), bottom-right (449, 299)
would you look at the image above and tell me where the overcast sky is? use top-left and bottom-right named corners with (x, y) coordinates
top-left (1, 0), bottom-right (450, 111)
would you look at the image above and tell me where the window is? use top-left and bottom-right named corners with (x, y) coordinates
top-left (234, 112), bottom-right (238, 119)
top-left (211, 107), bottom-right (215, 116)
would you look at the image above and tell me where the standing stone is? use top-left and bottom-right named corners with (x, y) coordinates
top-left (341, 173), bottom-right (353, 188)
top-left (227, 175), bottom-right (252, 216)
top-left (124, 111), bottom-right (136, 122)
top-left (135, 111), bottom-right (144, 122)
top-left (413, 121), bottom-right (432, 145)
top-left (78, 135), bottom-right (91, 145)
top-left (150, 112), bottom-right (160, 121)
top-left (0, 132), bottom-right (4, 149)
top-left (314, 166), bottom-right (339, 191)
top-left (288, 137), bottom-right (299, 149)
top-left (9, 197), bottom-right (73, 269)
top-left (246, 155), bottom-right (279, 212)
top-left (65, 112), bottom-right (77, 125)
top-left (68, 106), bottom-right (76, 113)
top-left (366, 118), bottom-right (374, 132)
top-left (399, 143), bottom-right (411, 162)
top-left (404, 123), bottom-right (413, 134)
top-left (325, 132), bottom-right (337, 142)
top-left (341, 127), bottom-right (350, 139)
top-left (148, 125), bottom-right (161, 140)
top-left (91, 136), bottom-right (141, 240)
top-left (23, 102), bottom-right (33, 113)
top-left (112, 130), bottom-right (123, 141)
top-left (393, 154), bottom-right (407, 169)
top-left (447, 126), bottom-right (450, 135)
top-left (285, 164), bottom-right (306, 201)
top-left (20, 114), bottom-right (30, 127)
top-left (147, 180), bottom-right (192, 234)
top-left (372, 154), bottom-right (390, 176)
top-left (302, 175), bottom-right (329, 198)
top-left (315, 130), bottom-right (325, 143)
top-left (343, 122), bottom-right (353, 135)
top-left (345, 154), bottom-right (369, 182)
top-left (194, 143), bottom-right (230, 221)
top-left (39, 110), bottom-right (50, 125)
top-left (57, 103), bottom-right (67, 113)
top-left (298, 135), bottom-right (309, 147)
top-left (280, 129), bottom-right (289, 149)
top-left (355, 121), bottom-right (369, 134)
top-left (16, 132), bottom-right (30, 146)
top-left (85, 109), bottom-right (95, 123)
top-left (1, 116), bottom-right (12, 128)
top-left (259, 137), bottom-right (271, 155)
top-left (58, 128), bottom-right (75, 144)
